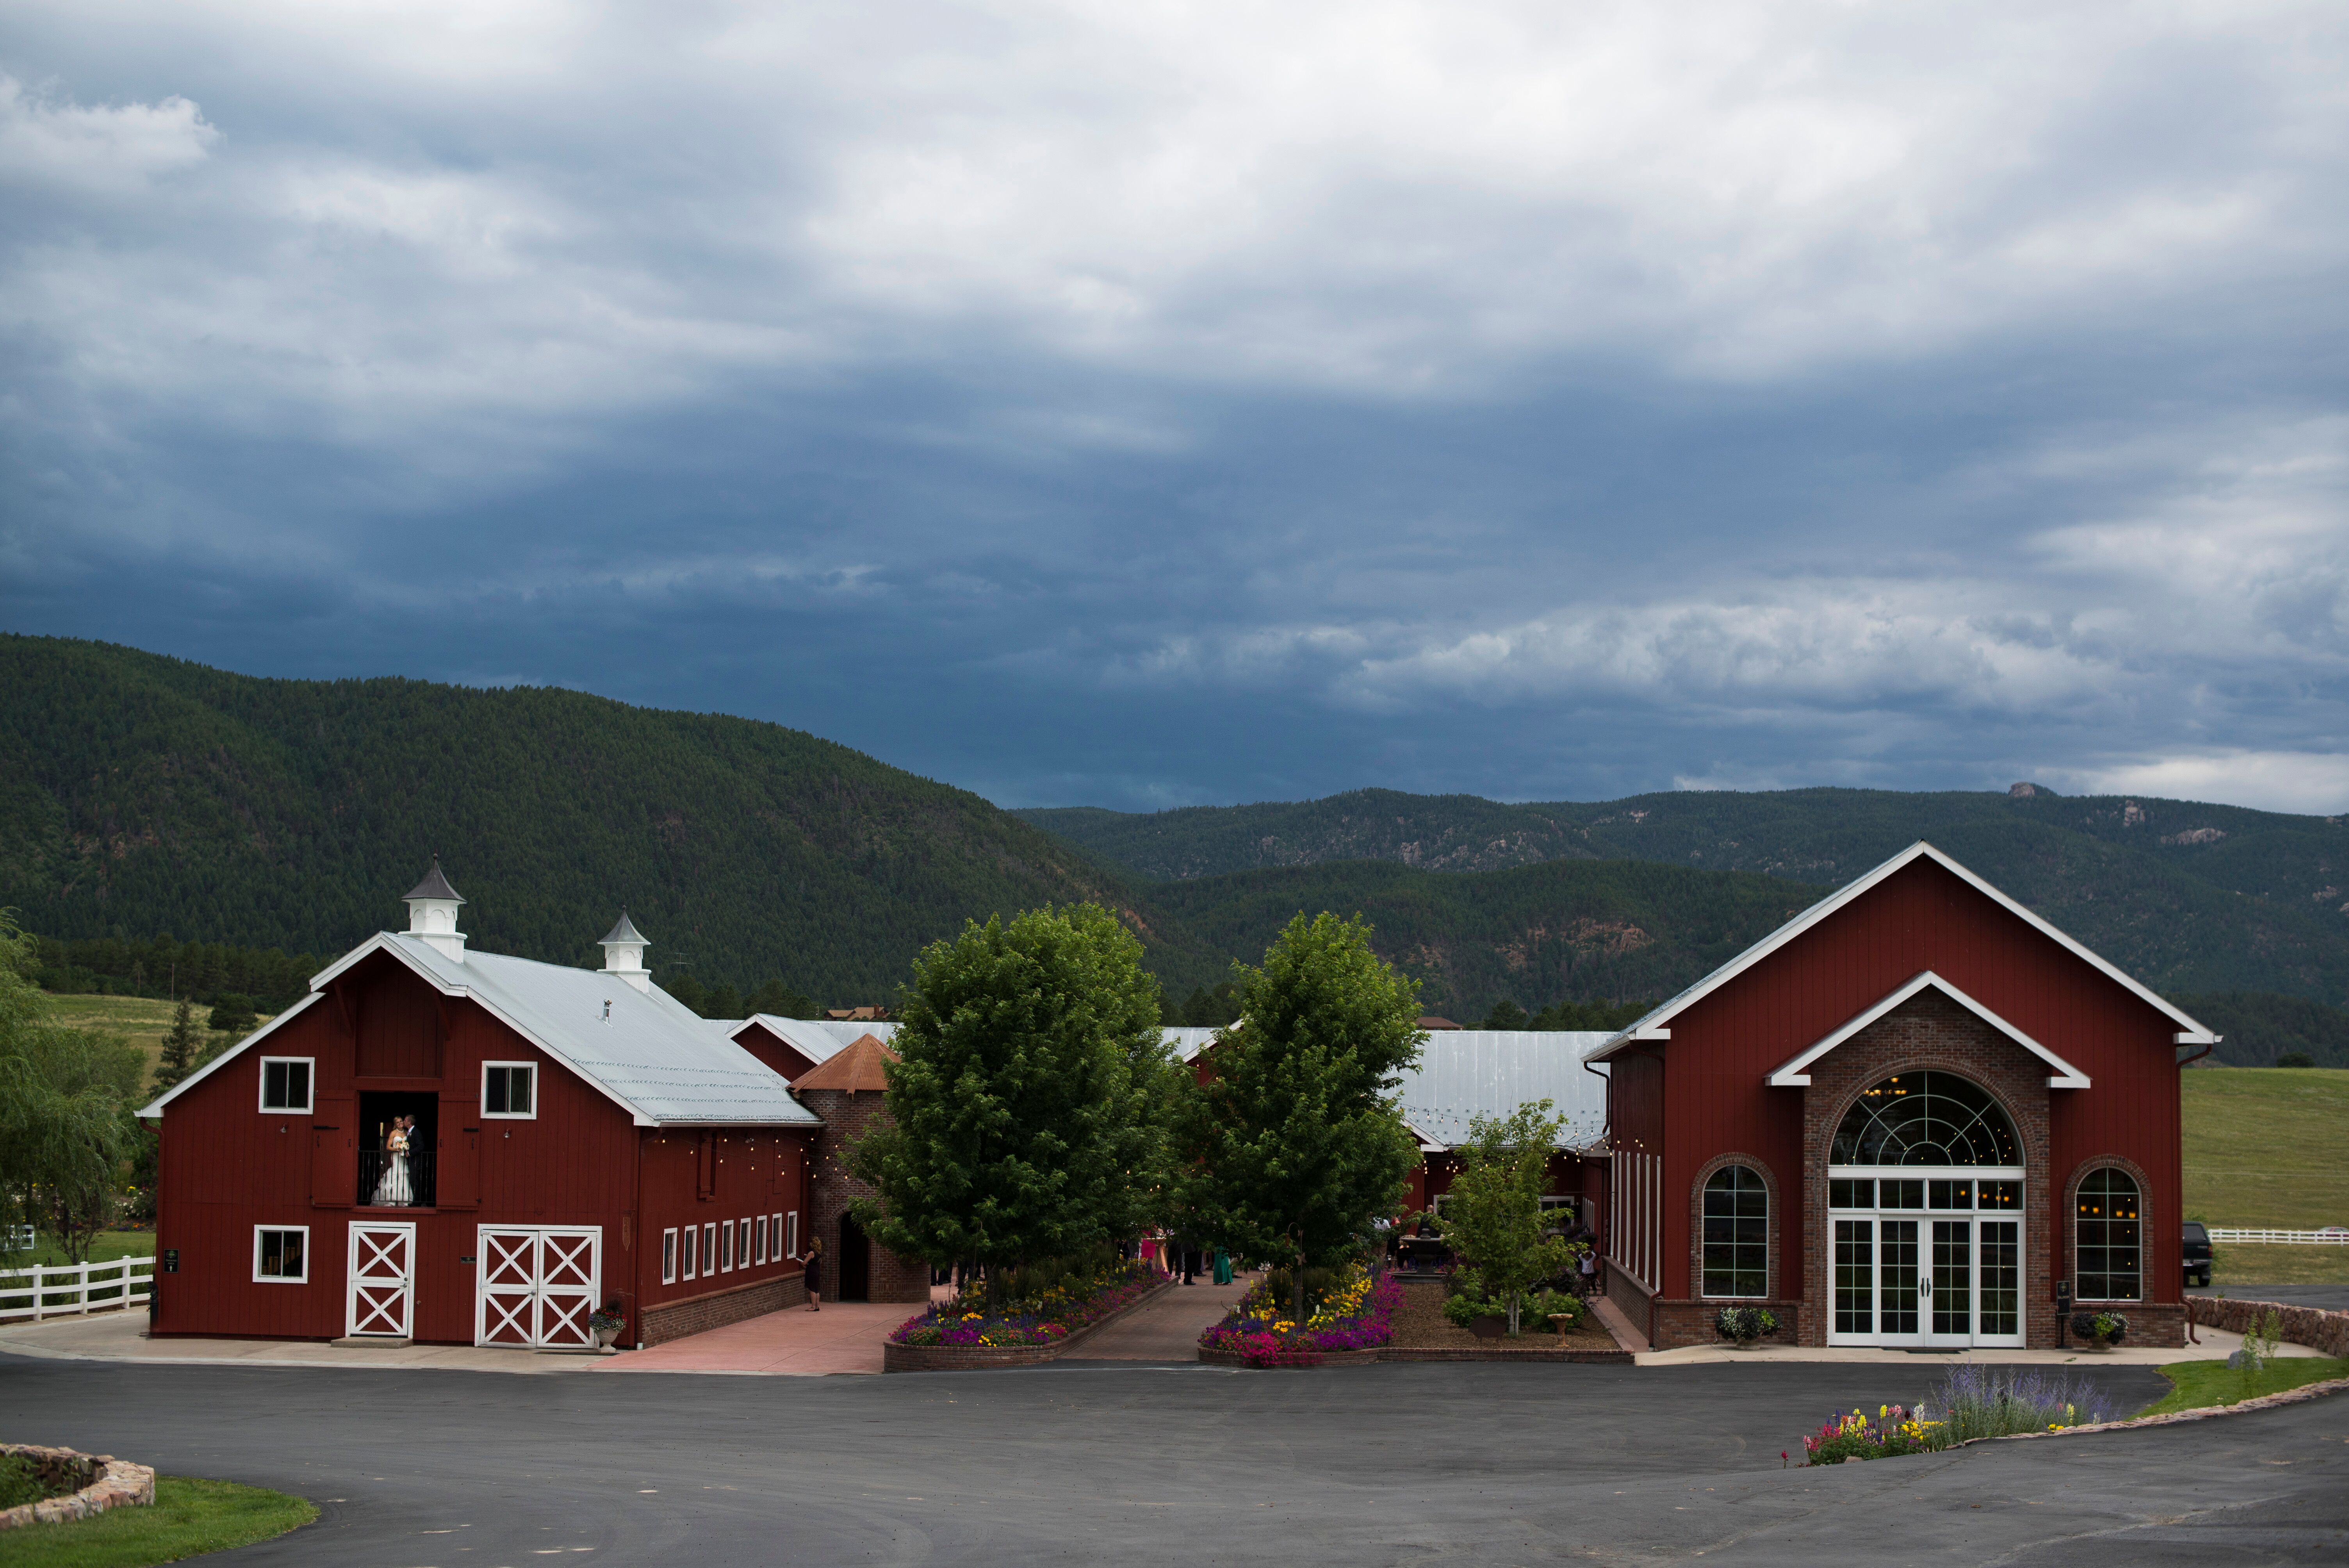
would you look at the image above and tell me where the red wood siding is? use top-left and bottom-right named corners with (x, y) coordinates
top-left (1638, 856), bottom-right (2184, 1308)
top-left (634, 1126), bottom-right (816, 1319)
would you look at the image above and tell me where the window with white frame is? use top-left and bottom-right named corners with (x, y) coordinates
top-left (702, 1223), bottom-right (716, 1275)
top-left (254, 1226), bottom-right (308, 1283)
top-left (720, 1220), bottom-right (734, 1272)
top-left (740, 1215), bottom-right (752, 1268)
top-left (661, 1228), bottom-right (678, 1284)
top-left (681, 1225), bottom-right (698, 1281)
top-left (258, 1058), bottom-right (314, 1113)
top-left (785, 1211), bottom-right (798, 1258)
top-left (1700, 1165), bottom-right (1769, 1298)
top-left (2076, 1168), bottom-right (2142, 1302)
top-left (753, 1215), bottom-right (767, 1265)
top-left (482, 1062), bottom-right (536, 1118)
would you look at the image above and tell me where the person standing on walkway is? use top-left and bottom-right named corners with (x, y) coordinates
top-left (803, 1237), bottom-right (824, 1311)
top-left (1212, 1245), bottom-right (1233, 1286)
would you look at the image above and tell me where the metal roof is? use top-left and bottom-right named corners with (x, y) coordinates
top-left (402, 859), bottom-right (464, 904)
top-left (143, 935), bottom-right (818, 1128)
top-left (599, 911), bottom-right (647, 946)
top-left (1583, 841), bottom-right (2219, 1065)
top-left (1394, 1031), bottom-right (1613, 1150)
top-left (738, 1015), bottom-right (902, 1067)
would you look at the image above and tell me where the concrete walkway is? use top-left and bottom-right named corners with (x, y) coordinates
top-left (1063, 1271), bottom-right (1256, 1360)
top-left (593, 1295), bottom-right (935, 1377)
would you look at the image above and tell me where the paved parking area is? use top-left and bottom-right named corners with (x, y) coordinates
top-left (5, 1348), bottom-right (2344, 1565)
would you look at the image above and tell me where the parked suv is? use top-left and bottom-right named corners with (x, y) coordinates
top-left (2183, 1221), bottom-right (2213, 1288)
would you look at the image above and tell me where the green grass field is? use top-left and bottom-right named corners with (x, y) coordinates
top-left (41, 994), bottom-right (271, 1083)
top-left (2140, 1356), bottom-right (2349, 1416)
top-left (2182, 1066), bottom-right (2349, 1285)
top-left (0, 1477), bottom-right (314, 1566)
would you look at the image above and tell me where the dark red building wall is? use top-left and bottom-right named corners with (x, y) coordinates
top-left (634, 1126), bottom-right (814, 1313)
top-left (1650, 856), bottom-right (2185, 1310)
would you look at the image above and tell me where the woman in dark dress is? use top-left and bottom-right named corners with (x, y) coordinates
top-left (803, 1237), bottom-right (823, 1312)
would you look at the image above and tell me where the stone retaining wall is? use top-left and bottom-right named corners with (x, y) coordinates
top-left (639, 1274), bottom-right (806, 1347)
top-left (2186, 1295), bottom-right (2349, 1358)
top-left (0, 1444), bottom-right (155, 1530)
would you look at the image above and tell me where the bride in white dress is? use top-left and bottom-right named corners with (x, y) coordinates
top-left (372, 1116), bottom-right (414, 1206)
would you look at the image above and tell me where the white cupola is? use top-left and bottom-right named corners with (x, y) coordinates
top-left (599, 911), bottom-right (652, 993)
top-left (402, 858), bottom-right (468, 962)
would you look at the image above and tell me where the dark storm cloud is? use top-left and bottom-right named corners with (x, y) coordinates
top-left (3, 2), bottom-right (2347, 811)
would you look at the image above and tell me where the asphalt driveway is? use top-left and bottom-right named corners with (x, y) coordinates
top-left (4, 1352), bottom-right (2342, 1565)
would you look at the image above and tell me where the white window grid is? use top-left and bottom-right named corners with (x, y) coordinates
top-left (258, 1057), bottom-right (315, 1114)
top-left (254, 1225), bottom-right (310, 1283)
top-left (661, 1228), bottom-right (678, 1284)
top-left (481, 1061), bottom-right (538, 1119)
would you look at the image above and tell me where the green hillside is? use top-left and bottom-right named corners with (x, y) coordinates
top-left (0, 635), bottom-right (1198, 1001)
top-left (1019, 786), bottom-right (2349, 1005)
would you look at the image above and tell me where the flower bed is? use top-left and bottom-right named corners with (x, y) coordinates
top-left (1794, 1367), bottom-right (2119, 1464)
top-left (888, 1259), bottom-right (1169, 1351)
top-left (1199, 1264), bottom-right (1403, 1368)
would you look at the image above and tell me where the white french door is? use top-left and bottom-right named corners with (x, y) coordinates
top-left (346, 1221), bottom-right (416, 1338)
top-left (476, 1226), bottom-right (601, 1348)
top-left (1828, 1173), bottom-right (2025, 1349)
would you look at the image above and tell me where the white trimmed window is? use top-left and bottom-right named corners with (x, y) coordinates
top-left (254, 1226), bottom-right (308, 1283)
top-left (661, 1228), bottom-right (678, 1285)
top-left (785, 1211), bottom-right (798, 1258)
top-left (702, 1223), bottom-right (716, 1276)
top-left (720, 1220), bottom-right (735, 1272)
top-left (740, 1215), bottom-right (752, 1268)
top-left (681, 1225), bottom-right (698, 1281)
top-left (754, 1215), bottom-right (768, 1265)
top-left (258, 1058), bottom-right (314, 1113)
top-left (482, 1062), bottom-right (536, 1119)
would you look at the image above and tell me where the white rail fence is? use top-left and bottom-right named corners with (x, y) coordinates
top-left (0, 1256), bottom-right (155, 1322)
top-left (2206, 1228), bottom-right (2349, 1245)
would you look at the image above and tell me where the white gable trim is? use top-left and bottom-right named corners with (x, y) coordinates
top-left (1586, 841), bottom-right (2217, 1064)
top-left (1767, 971), bottom-right (2091, 1090)
top-left (137, 992), bottom-right (324, 1118)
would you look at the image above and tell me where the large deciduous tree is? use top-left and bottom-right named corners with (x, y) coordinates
top-left (0, 917), bottom-right (145, 1262)
top-left (848, 904), bottom-right (1176, 1277)
top-left (1177, 911), bottom-right (1424, 1328)
top-left (1434, 1099), bottom-right (1581, 1335)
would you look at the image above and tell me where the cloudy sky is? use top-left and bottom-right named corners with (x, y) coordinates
top-left (4, 1), bottom-right (2345, 813)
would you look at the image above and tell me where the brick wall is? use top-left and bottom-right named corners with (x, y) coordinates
top-left (638, 1273), bottom-right (805, 1347)
top-left (798, 1087), bottom-right (932, 1305)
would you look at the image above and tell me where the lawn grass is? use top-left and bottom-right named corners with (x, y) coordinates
top-left (1, 1230), bottom-right (155, 1270)
top-left (39, 995), bottom-right (271, 1084)
top-left (2139, 1356), bottom-right (2349, 1417)
top-left (2181, 1065), bottom-right (2349, 1285)
top-left (0, 1477), bottom-right (314, 1567)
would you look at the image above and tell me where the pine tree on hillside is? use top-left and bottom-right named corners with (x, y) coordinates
top-left (153, 998), bottom-right (207, 1094)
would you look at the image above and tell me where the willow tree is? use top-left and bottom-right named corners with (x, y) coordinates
top-left (1176, 911), bottom-right (1424, 1328)
top-left (849, 904), bottom-right (1176, 1281)
top-left (0, 917), bottom-right (144, 1262)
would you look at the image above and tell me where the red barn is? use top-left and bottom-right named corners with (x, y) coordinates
top-left (139, 866), bottom-right (825, 1349)
top-left (1584, 841), bottom-right (2218, 1351)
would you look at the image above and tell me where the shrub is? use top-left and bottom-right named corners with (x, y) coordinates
top-left (2070, 1311), bottom-right (2130, 1344)
top-left (1715, 1306), bottom-right (1779, 1343)
top-left (1931, 1365), bottom-right (2117, 1440)
top-left (0, 1454), bottom-right (73, 1509)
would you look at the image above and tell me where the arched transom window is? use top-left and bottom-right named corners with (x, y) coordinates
top-left (1831, 1072), bottom-right (2019, 1167)
top-left (2076, 1169), bottom-right (2141, 1301)
top-left (1700, 1165), bottom-right (1768, 1298)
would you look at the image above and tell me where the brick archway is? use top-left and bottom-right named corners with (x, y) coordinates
top-left (1686, 1151), bottom-right (1783, 1304)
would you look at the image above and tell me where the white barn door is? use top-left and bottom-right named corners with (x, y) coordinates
top-left (347, 1221), bottom-right (416, 1338)
top-left (475, 1226), bottom-right (601, 1348)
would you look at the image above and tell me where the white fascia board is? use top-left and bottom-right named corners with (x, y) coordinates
top-left (137, 992), bottom-right (326, 1117)
top-left (308, 932), bottom-right (462, 996)
top-left (1584, 840), bottom-right (2214, 1060)
top-left (1766, 970), bottom-right (2091, 1090)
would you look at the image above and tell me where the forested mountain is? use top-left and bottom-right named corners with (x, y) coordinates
top-left (1019, 785), bottom-right (2349, 1005)
top-left (0, 636), bottom-right (1191, 1001)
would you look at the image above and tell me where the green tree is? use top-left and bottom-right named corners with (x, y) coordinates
top-left (1176, 911), bottom-right (1424, 1329)
top-left (744, 977), bottom-right (817, 1019)
top-left (0, 916), bottom-right (146, 1263)
top-left (206, 993), bottom-right (258, 1036)
top-left (848, 905), bottom-right (1174, 1279)
top-left (153, 998), bottom-right (208, 1094)
top-left (1434, 1099), bottom-right (1580, 1335)
top-left (1482, 999), bottom-right (1531, 1030)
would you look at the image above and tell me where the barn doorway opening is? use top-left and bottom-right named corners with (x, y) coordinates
top-left (836, 1212), bottom-right (871, 1302)
top-left (358, 1090), bottom-right (438, 1207)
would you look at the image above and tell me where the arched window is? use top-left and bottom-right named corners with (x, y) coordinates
top-left (1831, 1072), bottom-right (2019, 1166)
top-left (2076, 1169), bottom-right (2141, 1301)
top-left (1701, 1165), bottom-right (1768, 1298)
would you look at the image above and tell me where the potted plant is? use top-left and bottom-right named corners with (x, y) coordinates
top-left (589, 1303), bottom-right (627, 1351)
top-left (1715, 1305), bottom-right (1778, 1348)
top-left (2069, 1310), bottom-right (2128, 1350)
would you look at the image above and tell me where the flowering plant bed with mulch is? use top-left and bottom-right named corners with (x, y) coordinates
top-left (1385, 1278), bottom-right (1624, 1356)
top-left (1199, 1264), bottom-right (1403, 1367)
top-left (889, 1259), bottom-right (1169, 1349)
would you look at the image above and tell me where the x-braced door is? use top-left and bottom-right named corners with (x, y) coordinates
top-left (347, 1221), bottom-right (416, 1338)
top-left (475, 1226), bottom-right (601, 1348)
